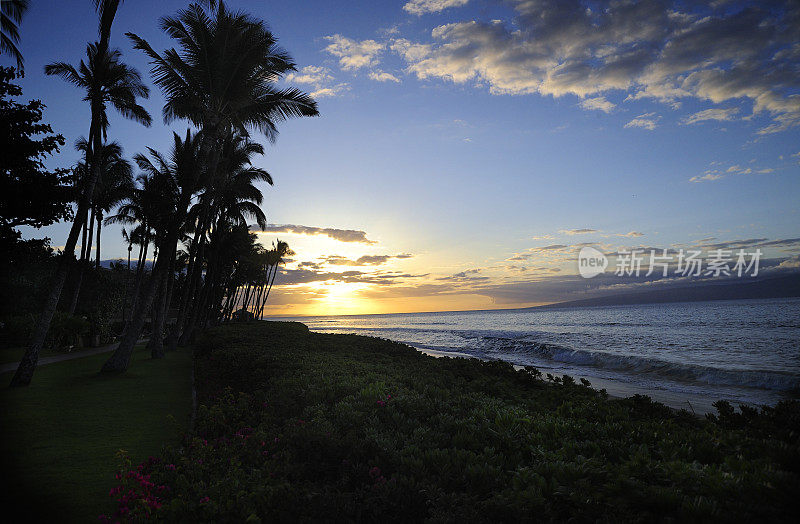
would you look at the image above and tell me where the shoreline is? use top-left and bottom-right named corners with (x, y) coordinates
top-left (312, 332), bottom-right (790, 416)
top-left (403, 344), bottom-right (725, 414)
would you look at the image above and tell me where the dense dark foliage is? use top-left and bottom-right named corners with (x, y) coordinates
top-left (0, 67), bottom-right (72, 244)
top-left (106, 322), bottom-right (800, 522)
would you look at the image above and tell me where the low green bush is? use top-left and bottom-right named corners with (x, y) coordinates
top-left (0, 311), bottom-right (88, 351)
top-left (0, 313), bottom-right (36, 346)
top-left (48, 311), bottom-right (89, 351)
top-left (105, 322), bottom-right (800, 522)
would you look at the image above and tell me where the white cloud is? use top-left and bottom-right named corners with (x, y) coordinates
top-left (682, 107), bottom-right (739, 125)
top-left (368, 70), bottom-right (401, 83)
top-left (690, 173), bottom-right (724, 183)
top-left (690, 160), bottom-right (780, 183)
top-left (285, 65), bottom-right (348, 99)
top-left (560, 228), bottom-right (599, 235)
top-left (324, 35), bottom-right (384, 71)
top-left (624, 113), bottom-right (660, 130)
top-left (580, 96), bottom-right (615, 113)
top-left (285, 65), bottom-right (334, 85)
top-left (381, 1), bottom-right (800, 134)
top-left (403, 0), bottom-right (470, 16)
top-left (311, 84), bottom-right (350, 99)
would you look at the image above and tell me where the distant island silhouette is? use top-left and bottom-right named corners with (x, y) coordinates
top-left (534, 273), bottom-right (800, 310)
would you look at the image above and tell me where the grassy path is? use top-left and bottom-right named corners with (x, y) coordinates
top-left (0, 345), bottom-right (192, 522)
top-left (0, 340), bottom-right (147, 374)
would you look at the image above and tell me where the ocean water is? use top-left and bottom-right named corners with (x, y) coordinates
top-left (273, 298), bottom-right (800, 408)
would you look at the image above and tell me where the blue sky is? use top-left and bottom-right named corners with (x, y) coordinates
top-left (7, 0), bottom-right (800, 314)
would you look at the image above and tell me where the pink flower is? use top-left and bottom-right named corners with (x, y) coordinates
top-left (199, 496), bottom-right (210, 504)
top-left (165, 464), bottom-right (176, 470)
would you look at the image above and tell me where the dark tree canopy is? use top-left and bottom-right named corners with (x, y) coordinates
top-left (0, 67), bottom-right (73, 240)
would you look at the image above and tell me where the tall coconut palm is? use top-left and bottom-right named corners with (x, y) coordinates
top-left (11, 35), bottom-right (150, 386)
top-left (106, 172), bottom-right (170, 320)
top-left (257, 240), bottom-right (292, 318)
top-left (105, 0), bottom-right (318, 371)
top-left (66, 138), bottom-right (133, 314)
top-left (0, 0), bottom-right (28, 72)
top-left (126, 130), bottom-right (204, 358)
top-left (74, 138), bottom-right (133, 268)
top-left (185, 132), bottom-right (272, 334)
top-left (92, 144), bottom-right (134, 269)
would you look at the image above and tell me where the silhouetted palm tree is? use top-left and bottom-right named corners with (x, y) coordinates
top-left (125, 130), bottom-right (204, 358)
top-left (104, 0), bottom-right (318, 371)
top-left (74, 138), bottom-right (133, 269)
top-left (11, 15), bottom-right (150, 385)
top-left (66, 139), bottom-right (132, 314)
top-left (0, 0), bottom-right (28, 71)
top-left (186, 132), bottom-right (272, 333)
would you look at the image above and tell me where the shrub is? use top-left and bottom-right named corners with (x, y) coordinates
top-left (0, 311), bottom-right (88, 351)
top-left (47, 311), bottom-right (89, 351)
top-left (0, 313), bottom-right (35, 346)
top-left (107, 322), bottom-right (800, 522)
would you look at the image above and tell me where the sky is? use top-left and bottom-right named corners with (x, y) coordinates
top-left (6, 0), bottom-right (800, 316)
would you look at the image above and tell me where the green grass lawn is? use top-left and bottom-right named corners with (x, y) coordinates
top-left (0, 346), bottom-right (35, 365)
top-left (0, 345), bottom-right (192, 522)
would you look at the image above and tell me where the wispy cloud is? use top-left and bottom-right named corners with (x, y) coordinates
top-left (624, 113), bottom-right (660, 131)
top-left (403, 0), bottom-right (470, 16)
top-left (368, 70), bottom-right (401, 83)
top-left (255, 224), bottom-right (377, 244)
top-left (321, 254), bottom-right (413, 266)
top-left (560, 228), bottom-right (599, 235)
top-left (285, 65), bottom-right (349, 99)
top-left (580, 96), bottom-right (615, 113)
top-left (682, 107), bottom-right (739, 125)
top-left (690, 157), bottom-right (787, 182)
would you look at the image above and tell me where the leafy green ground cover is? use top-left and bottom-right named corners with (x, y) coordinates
top-left (106, 321), bottom-right (799, 522)
top-left (0, 345), bottom-right (192, 522)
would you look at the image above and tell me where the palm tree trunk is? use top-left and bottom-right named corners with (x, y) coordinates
top-left (95, 210), bottom-right (103, 269)
top-left (148, 242), bottom-right (176, 358)
top-left (162, 252), bottom-right (177, 348)
top-left (261, 263), bottom-right (279, 314)
top-left (146, 264), bottom-right (169, 359)
top-left (171, 124), bottom-right (225, 346)
top-left (102, 254), bottom-right (163, 371)
top-left (130, 235), bottom-right (149, 317)
top-left (102, 226), bottom-right (178, 372)
top-left (79, 211), bottom-right (88, 262)
top-left (123, 245), bottom-right (131, 323)
top-left (11, 114), bottom-right (103, 387)
top-left (68, 205), bottom-right (96, 315)
top-left (167, 214), bottom-right (206, 351)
